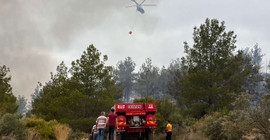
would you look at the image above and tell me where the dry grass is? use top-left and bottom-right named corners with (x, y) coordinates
top-left (154, 127), bottom-right (208, 140)
top-left (154, 125), bottom-right (208, 140)
top-left (54, 124), bottom-right (72, 140)
top-left (181, 130), bottom-right (208, 140)
top-left (0, 136), bottom-right (16, 140)
top-left (175, 126), bottom-right (208, 140)
top-left (25, 128), bottom-right (40, 140)
top-left (241, 128), bottom-right (266, 140)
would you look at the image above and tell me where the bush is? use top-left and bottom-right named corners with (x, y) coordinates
top-left (24, 116), bottom-right (55, 139)
top-left (24, 116), bottom-right (71, 140)
top-left (248, 94), bottom-right (270, 139)
top-left (203, 111), bottom-right (248, 140)
top-left (133, 96), bottom-right (155, 103)
top-left (155, 112), bottom-right (166, 133)
top-left (203, 112), bottom-right (225, 139)
top-left (0, 113), bottom-right (25, 140)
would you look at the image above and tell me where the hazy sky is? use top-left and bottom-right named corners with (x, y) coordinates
top-left (1, 0), bottom-right (270, 101)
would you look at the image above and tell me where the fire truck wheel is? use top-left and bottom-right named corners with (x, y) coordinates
top-left (148, 131), bottom-right (154, 140)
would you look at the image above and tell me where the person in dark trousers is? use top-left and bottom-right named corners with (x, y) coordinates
top-left (91, 124), bottom-right (98, 140)
top-left (107, 108), bottom-right (118, 140)
top-left (166, 120), bottom-right (172, 140)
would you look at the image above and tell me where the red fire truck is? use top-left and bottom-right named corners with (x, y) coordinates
top-left (114, 103), bottom-right (157, 140)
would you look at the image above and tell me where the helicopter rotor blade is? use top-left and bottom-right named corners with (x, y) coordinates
top-left (126, 5), bottom-right (137, 8)
top-left (142, 4), bottom-right (156, 6)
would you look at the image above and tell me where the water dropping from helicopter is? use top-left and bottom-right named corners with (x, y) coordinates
top-left (126, 0), bottom-right (156, 35)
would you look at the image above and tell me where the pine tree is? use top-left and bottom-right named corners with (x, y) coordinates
top-left (167, 58), bottom-right (187, 106)
top-left (70, 45), bottom-right (122, 99)
top-left (241, 45), bottom-right (264, 100)
top-left (135, 58), bottom-right (160, 98)
top-left (32, 45), bottom-right (122, 132)
top-left (0, 65), bottom-right (18, 115)
top-left (180, 19), bottom-right (252, 118)
top-left (115, 57), bottom-right (136, 103)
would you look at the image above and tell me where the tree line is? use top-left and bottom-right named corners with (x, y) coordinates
top-left (1, 18), bottom-right (270, 139)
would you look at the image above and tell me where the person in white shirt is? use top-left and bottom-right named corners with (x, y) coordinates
top-left (91, 124), bottom-right (98, 140)
top-left (96, 111), bottom-right (107, 140)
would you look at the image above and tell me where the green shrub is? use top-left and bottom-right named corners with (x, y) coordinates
top-left (203, 111), bottom-right (248, 140)
top-left (24, 116), bottom-right (75, 140)
top-left (183, 117), bottom-right (197, 126)
top-left (155, 112), bottom-right (166, 133)
top-left (248, 94), bottom-right (270, 139)
top-left (0, 113), bottom-right (25, 140)
top-left (24, 116), bottom-right (57, 139)
top-left (204, 113), bottom-right (225, 139)
top-left (133, 96), bottom-right (156, 103)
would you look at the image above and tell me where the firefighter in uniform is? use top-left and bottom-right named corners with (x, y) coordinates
top-left (166, 120), bottom-right (172, 140)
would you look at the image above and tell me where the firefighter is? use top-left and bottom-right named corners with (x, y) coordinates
top-left (165, 120), bottom-right (172, 140)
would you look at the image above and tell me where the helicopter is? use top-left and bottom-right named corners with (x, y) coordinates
top-left (127, 0), bottom-right (156, 14)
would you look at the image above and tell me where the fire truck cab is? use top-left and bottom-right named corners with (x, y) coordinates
top-left (115, 103), bottom-right (157, 140)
